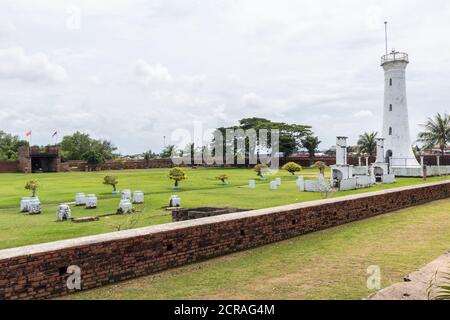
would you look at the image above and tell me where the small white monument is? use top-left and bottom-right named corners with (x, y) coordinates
top-left (330, 137), bottom-right (354, 186)
top-left (275, 178), bottom-right (282, 186)
top-left (372, 138), bottom-right (390, 180)
top-left (86, 194), bottom-right (97, 209)
top-left (56, 205), bottom-right (71, 221)
top-left (121, 189), bottom-right (132, 201)
top-left (249, 180), bottom-right (256, 189)
top-left (296, 177), bottom-right (305, 192)
top-left (20, 197), bottom-right (31, 212)
top-left (75, 193), bottom-right (86, 206)
top-left (169, 195), bottom-right (181, 207)
top-left (270, 181), bottom-right (278, 190)
top-left (28, 198), bottom-right (41, 215)
top-left (133, 191), bottom-right (144, 204)
top-left (119, 199), bottom-right (133, 213)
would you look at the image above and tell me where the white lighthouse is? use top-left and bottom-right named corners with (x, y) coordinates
top-left (381, 50), bottom-right (420, 168)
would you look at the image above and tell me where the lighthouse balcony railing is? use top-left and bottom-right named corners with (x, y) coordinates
top-left (381, 52), bottom-right (409, 65)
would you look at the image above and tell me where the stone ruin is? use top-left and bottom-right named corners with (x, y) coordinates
top-left (172, 207), bottom-right (249, 222)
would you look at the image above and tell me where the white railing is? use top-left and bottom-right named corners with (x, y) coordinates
top-left (381, 52), bottom-right (409, 65)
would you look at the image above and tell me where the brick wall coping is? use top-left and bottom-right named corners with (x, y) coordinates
top-left (1, 180), bottom-right (449, 261)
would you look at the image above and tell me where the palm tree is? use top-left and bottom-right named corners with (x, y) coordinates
top-left (418, 113), bottom-right (450, 154)
top-left (357, 132), bottom-right (378, 157)
top-left (302, 136), bottom-right (322, 162)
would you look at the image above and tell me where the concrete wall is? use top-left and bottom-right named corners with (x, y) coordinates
top-left (0, 181), bottom-right (448, 300)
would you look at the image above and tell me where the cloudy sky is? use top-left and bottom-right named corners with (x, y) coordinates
top-left (0, 0), bottom-right (449, 154)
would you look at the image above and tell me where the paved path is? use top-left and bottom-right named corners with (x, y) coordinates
top-left (368, 251), bottom-right (450, 300)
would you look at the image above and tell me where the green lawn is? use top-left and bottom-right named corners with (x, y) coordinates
top-left (66, 198), bottom-right (450, 300)
top-left (0, 167), bottom-right (448, 250)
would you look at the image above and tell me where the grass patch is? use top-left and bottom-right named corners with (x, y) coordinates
top-left (66, 198), bottom-right (450, 300)
top-left (0, 167), bottom-right (448, 249)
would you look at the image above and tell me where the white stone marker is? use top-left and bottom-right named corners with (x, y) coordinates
top-left (249, 180), bottom-right (256, 189)
top-left (119, 200), bottom-right (133, 213)
top-left (270, 181), bottom-right (278, 190)
top-left (133, 191), bottom-right (145, 204)
top-left (75, 193), bottom-right (86, 206)
top-left (56, 205), bottom-right (71, 221)
top-left (86, 194), bottom-right (97, 209)
top-left (170, 195), bottom-right (181, 207)
top-left (296, 177), bottom-right (305, 192)
top-left (28, 198), bottom-right (41, 215)
top-left (20, 197), bottom-right (31, 212)
top-left (121, 189), bottom-right (132, 200)
top-left (275, 178), bottom-right (282, 186)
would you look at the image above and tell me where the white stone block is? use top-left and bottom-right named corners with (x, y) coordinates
top-left (296, 177), bottom-right (305, 192)
top-left (121, 189), bottom-right (132, 200)
top-left (20, 197), bottom-right (31, 212)
top-left (339, 178), bottom-right (357, 191)
top-left (119, 200), bottom-right (133, 213)
top-left (304, 180), bottom-right (321, 192)
top-left (270, 181), bottom-right (278, 190)
top-left (75, 193), bottom-right (86, 206)
top-left (133, 191), bottom-right (144, 204)
top-left (28, 199), bottom-right (41, 215)
top-left (86, 194), bottom-right (97, 209)
top-left (382, 174), bottom-right (396, 184)
top-left (275, 178), bottom-right (282, 186)
top-left (249, 180), bottom-right (256, 189)
top-left (170, 195), bottom-right (181, 207)
top-left (56, 205), bottom-right (71, 221)
top-left (356, 176), bottom-right (373, 188)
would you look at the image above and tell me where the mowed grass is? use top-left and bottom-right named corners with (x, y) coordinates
top-left (67, 198), bottom-right (450, 300)
top-left (0, 167), bottom-right (448, 250)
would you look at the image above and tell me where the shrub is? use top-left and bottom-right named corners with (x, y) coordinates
top-left (25, 180), bottom-right (39, 197)
top-left (169, 167), bottom-right (187, 188)
top-left (313, 161), bottom-right (328, 175)
top-left (215, 174), bottom-right (229, 184)
top-left (254, 164), bottom-right (269, 178)
top-left (282, 162), bottom-right (302, 175)
top-left (103, 175), bottom-right (119, 192)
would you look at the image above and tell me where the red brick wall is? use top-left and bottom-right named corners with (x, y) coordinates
top-left (0, 161), bottom-right (19, 173)
top-left (0, 181), bottom-right (449, 300)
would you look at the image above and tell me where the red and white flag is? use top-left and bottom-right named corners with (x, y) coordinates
top-left (25, 130), bottom-right (32, 137)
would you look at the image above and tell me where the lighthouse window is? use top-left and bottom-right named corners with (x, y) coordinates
top-left (389, 104), bottom-right (393, 111)
top-left (389, 78), bottom-right (392, 86)
top-left (389, 127), bottom-right (393, 135)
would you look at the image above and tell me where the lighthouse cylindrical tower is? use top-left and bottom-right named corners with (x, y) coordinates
top-left (381, 51), bottom-right (420, 168)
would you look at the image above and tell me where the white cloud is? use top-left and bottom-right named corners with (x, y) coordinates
top-left (0, 47), bottom-right (67, 83)
top-left (241, 93), bottom-right (265, 109)
top-left (353, 110), bottom-right (374, 119)
top-left (1, 0), bottom-right (449, 153)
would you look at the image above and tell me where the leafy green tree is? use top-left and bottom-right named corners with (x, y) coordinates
top-left (418, 113), bottom-right (450, 154)
top-left (61, 131), bottom-right (116, 161)
top-left (160, 145), bottom-right (176, 159)
top-left (0, 131), bottom-right (28, 160)
top-left (215, 174), bottom-right (229, 184)
top-left (254, 164), bottom-right (269, 178)
top-left (103, 175), bottom-right (119, 192)
top-left (302, 136), bottom-right (322, 161)
top-left (82, 150), bottom-right (105, 170)
top-left (282, 162), bottom-right (302, 175)
top-left (143, 150), bottom-right (157, 161)
top-left (214, 118), bottom-right (312, 164)
top-left (169, 167), bottom-right (187, 188)
top-left (25, 180), bottom-right (39, 197)
top-left (357, 132), bottom-right (378, 156)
